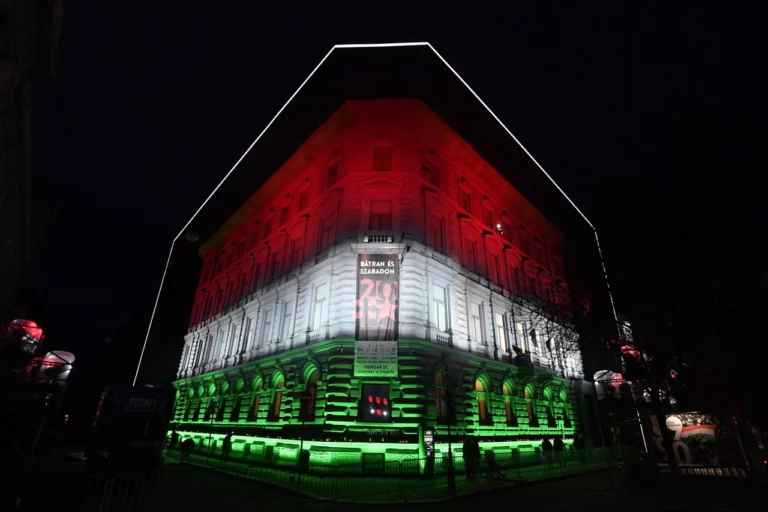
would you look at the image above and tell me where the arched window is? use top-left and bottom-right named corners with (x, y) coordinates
top-left (475, 375), bottom-right (492, 426)
top-left (560, 390), bottom-right (572, 428)
top-left (248, 376), bottom-right (263, 421)
top-left (301, 366), bottom-right (320, 420)
top-left (544, 387), bottom-right (556, 427)
top-left (269, 373), bottom-right (285, 421)
top-left (502, 380), bottom-right (516, 426)
top-left (436, 369), bottom-right (450, 424)
top-left (524, 384), bottom-right (538, 427)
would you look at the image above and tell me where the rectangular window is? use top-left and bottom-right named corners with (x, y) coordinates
top-left (312, 282), bottom-right (329, 331)
top-left (270, 250), bottom-right (283, 282)
top-left (372, 147), bottom-right (392, 170)
top-left (463, 239), bottom-right (478, 272)
top-left (327, 162), bottom-right (339, 188)
top-left (428, 164), bottom-right (441, 188)
top-left (369, 200), bottom-right (393, 230)
top-left (317, 216), bottom-right (335, 254)
top-left (495, 313), bottom-right (508, 352)
top-left (492, 254), bottom-right (502, 285)
top-left (243, 317), bottom-right (252, 352)
top-left (515, 321), bottom-right (528, 353)
top-left (359, 384), bottom-right (392, 422)
top-left (427, 213), bottom-right (445, 253)
top-left (519, 229), bottom-right (529, 255)
top-left (290, 237), bottom-right (303, 270)
top-left (215, 330), bottom-right (225, 360)
top-left (280, 204), bottom-right (290, 226)
top-left (503, 222), bottom-right (513, 243)
top-left (261, 309), bottom-right (273, 346)
top-left (460, 190), bottom-right (472, 213)
top-left (298, 188), bottom-right (309, 211)
top-left (482, 207), bottom-right (493, 228)
top-left (432, 284), bottom-right (448, 332)
top-left (281, 301), bottom-right (294, 340)
top-left (251, 262), bottom-right (262, 293)
top-left (264, 218), bottom-right (274, 239)
top-left (470, 302), bottom-right (484, 343)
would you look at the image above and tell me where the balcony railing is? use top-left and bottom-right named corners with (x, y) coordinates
top-left (436, 334), bottom-right (452, 347)
top-left (361, 232), bottom-right (395, 243)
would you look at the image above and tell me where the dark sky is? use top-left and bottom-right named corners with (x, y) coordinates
top-left (26, 5), bottom-right (766, 390)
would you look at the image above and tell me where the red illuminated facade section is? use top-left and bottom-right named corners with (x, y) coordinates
top-left (188, 100), bottom-right (569, 338)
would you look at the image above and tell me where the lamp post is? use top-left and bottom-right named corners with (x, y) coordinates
top-left (442, 366), bottom-right (456, 494)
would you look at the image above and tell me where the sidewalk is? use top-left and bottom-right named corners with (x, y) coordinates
top-left (167, 450), bottom-right (612, 504)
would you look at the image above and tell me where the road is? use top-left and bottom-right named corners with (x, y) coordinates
top-left (148, 465), bottom-right (767, 512)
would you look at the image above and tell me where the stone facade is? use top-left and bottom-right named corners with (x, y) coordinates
top-left (171, 100), bottom-right (594, 465)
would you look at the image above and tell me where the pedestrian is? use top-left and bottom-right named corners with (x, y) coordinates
top-left (170, 430), bottom-right (179, 449)
top-left (221, 432), bottom-right (233, 461)
top-left (462, 437), bottom-right (475, 479)
top-left (542, 438), bottom-right (554, 469)
top-left (180, 438), bottom-right (195, 463)
top-left (472, 437), bottom-right (482, 476)
top-left (553, 436), bottom-right (565, 468)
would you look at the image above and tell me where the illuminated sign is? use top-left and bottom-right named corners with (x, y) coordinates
top-left (355, 253), bottom-right (399, 341)
top-left (424, 428), bottom-right (435, 457)
top-left (354, 341), bottom-right (398, 377)
top-left (359, 384), bottom-right (392, 422)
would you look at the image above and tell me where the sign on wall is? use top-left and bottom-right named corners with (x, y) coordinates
top-left (355, 253), bottom-right (399, 341)
top-left (354, 341), bottom-right (398, 377)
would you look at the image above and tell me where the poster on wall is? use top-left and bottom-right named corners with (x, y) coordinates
top-left (354, 341), bottom-right (398, 377)
top-left (355, 253), bottom-right (399, 341)
top-left (648, 412), bottom-right (743, 466)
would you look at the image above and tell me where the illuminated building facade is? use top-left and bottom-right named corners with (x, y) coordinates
top-left (171, 100), bottom-right (590, 465)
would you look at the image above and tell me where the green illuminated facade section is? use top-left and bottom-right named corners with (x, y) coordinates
top-left (171, 338), bottom-right (584, 466)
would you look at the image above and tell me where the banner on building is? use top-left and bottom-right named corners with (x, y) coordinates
top-left (647, 412), bottom-right (743, 467)
top-left (355, 253), bottom-right (399, 341)
top-left (354, 341), bottom-right (398, 377)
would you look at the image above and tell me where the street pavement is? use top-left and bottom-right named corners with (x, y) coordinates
top-left (147, 462), bottom-right (767, 512)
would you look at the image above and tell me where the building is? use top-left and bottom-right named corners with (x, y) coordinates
top-left (170, 99), bottom-right (596, 467)
top-left (0, 0), bottom-right (62, 318)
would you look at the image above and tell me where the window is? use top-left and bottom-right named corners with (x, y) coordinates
top-left (229, 396), bottom-right (242, 422)
top-left (518, 229), bottom-right (529, 255)
top-left (281, 301), bottom-right (294, 340)
top-left (525, 385), bottom-right (538, 427)
top-left (280, 204), bottom-right (290, 226)
top-left (317, 216), bottom-right (335, 254)
top-left (226, 327), bottom-right (237, 358)
top-left (503, 383), bottom-right (515, 425)
top-left (269, 375), bottom-right (285, 421)
top-left (470, 302), bottom-right (484, 343)
top-left (544, 388), bottom-right (556, 427)
top-left (372, 146), bottom-right (392, 170)
top-left (237, 241), bottom-right (246, 259)
top-left (261, 309), bottom-right (273, 346)
top-left (475, 379), bottom-right (491, 425)
top-left (463, 239), bottom-right (478, 272)
top-left (269, 250), bottom-right (283, 281)
top-left (503, 221), bottom-right (513, 243)
top-left (515, 322), bottom-right (528, 353)
top-left (359, 384), bottom-right (392, 422)
top-left (312, 282), bottom-right (329, 331)
top-left (204, 399), bottom-right (215, 421)
top-left (490, 254), bottom-right (502, 284)
top-left (495, 313), bottom-right (508, 352)
top-left (435, 370), bottom-right (451, 424)
top-left (560, 390), bottom-right (572, 428)
top-left (298, 189), bottom-right (309, 211)
top-left (427, 164), bottom-right (441, 188)
top-left (482, 207), bottom-right (493, 228)
top-left (326, 162), bottom-right (339, 188)
top-left (460, 189), bottom-right (472, 213)
top-left (248, 379), bottom-right (263, 421)
top-left (215, 330), bottom-right (225, 360)
top-left (369, 200), bottom-right (392, 230)
top-left (192, 400), bottom-right (202, 421)
top-left (301, 369), bottom-right (319, 421)
top-left (243, 317), bottom-right (252, 352)
top-left (250, 262), bottom-right (261, 293)
top-left (289, 238), bottom-right (303, 271)
top-left (427, 213), bottom-right (445, 253)
top-left (263, 218), bottom-right (273, 239)
top-left (215, 399), bottom-right (226, 422)
top-left (432, 284), bottom-right (448, 332)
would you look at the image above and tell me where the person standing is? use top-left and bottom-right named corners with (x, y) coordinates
top-left (553, 436), bottom-right (565, 468)
top-left (542, 438), bottom-right (554, 469)
top-left (221, 432), bottom-right (233, 462)
top-left (462, 438), bottom-right (473, 478)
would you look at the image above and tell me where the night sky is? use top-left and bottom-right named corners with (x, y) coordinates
top-left (23, 5), bottom-right (766, 412)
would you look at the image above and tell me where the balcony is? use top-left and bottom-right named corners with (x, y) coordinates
top-left (514, 353), bottom-right (533, 366)
top-left (436, 334), bottom-right (452, 347)
top-left (361, 232), bottom-right (395, 243)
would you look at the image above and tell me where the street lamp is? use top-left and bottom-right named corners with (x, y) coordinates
top-left (441, 366), bottom-right (456, 494)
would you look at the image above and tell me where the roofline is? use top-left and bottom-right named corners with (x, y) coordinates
top-left (133, 42), bottom-right (618, 386)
